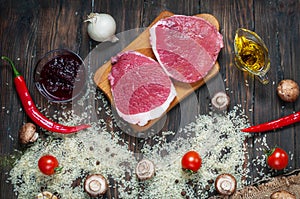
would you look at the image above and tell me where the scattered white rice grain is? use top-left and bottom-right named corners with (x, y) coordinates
top-left (8, 134), bottom-right (14, 141)
top-left (7, 83), bottom-right (270, 198)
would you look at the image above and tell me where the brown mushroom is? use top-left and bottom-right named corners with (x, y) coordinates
top-left (36, 191), bottom-right (58, 199)
top-left (211, 91), bottom-right (230, 111)
top-left (277, 79), bottom-right (299, 102)
top-left (19, 123), bottom-right (38, 144)
top-left (270, 190), bottom-right (296, 199)
top-left (84, 174), bottom-right (108, 197)
top-left (215, 173), bottom-right (237, 196)
top-left (135, 159), bottom-right (155, 180)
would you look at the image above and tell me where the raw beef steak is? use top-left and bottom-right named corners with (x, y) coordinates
top-left (108, 51), bottom-right (177, 126)
top-left (150, 15), bottom-right (224, 83)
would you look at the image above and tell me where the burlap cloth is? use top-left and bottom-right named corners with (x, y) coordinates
top-left (210, 169), bottom-right (300, 199)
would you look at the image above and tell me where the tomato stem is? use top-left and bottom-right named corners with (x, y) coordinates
top-left (182, 168), bottom-right (196, 175)
top-left (54, 166), bottom-right (63, 174)
top-left (265, 148), bottom-right (275, 157)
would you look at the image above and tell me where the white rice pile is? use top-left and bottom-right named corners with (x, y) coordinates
top-left (7, 81), bottom-right (270, 198)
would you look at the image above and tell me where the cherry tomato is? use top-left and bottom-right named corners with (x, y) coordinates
top-left (181, 150), bottom-right (202, 172)
top-left (266, 147), bottom-right (289, 170)
top-left (38, 155), bottom-right (60, 175)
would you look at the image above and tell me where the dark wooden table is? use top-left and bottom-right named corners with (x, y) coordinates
top-left (1, 0), bottom-right (299, 198)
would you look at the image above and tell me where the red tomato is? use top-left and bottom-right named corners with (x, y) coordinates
top-left (267, 147), bottom-right (289, 170)
top-left (38, 155), bottom-right (60, 175)
top-left (181, 151), bottom-right (202, 172)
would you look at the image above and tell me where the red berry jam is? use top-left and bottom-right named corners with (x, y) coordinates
top-left (34, 49), bottom-right (86, 102)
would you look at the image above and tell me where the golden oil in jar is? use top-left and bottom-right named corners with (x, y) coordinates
top-left (234, 28), bottom-right (270, 84)
top-left (235, 36), bottom-right (266, 72)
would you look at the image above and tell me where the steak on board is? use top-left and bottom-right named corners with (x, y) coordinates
top-left (108, 51), bottom-right (177, 126)
top-left (150, 15), bottom-right (224, 83)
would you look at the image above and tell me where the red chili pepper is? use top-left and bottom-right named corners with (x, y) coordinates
top-left (241, 111), bottom-right (300, 133)
top-left (1, 56), bottom-right (90, 134)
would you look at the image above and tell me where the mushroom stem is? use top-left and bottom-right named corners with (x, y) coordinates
top-left (220, 179), bottom-right (233, 191)
top-left (211, 92), bottom-right (230, 111)
top-left (36, 191), bottom-right (57, 199)
top-left (215, 173), bottom-right (237, 196)
top-left (84, 174), bottom-right (108, 197)
top-left (30, 132), bottom-right (39, 142)
top-left (89, 179), bottom-right (102, 192)
top-left (136, 159), bottom-right (155, 180)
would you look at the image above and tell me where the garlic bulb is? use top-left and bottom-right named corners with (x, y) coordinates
top-left (84, 13), bottom-right (119, 43)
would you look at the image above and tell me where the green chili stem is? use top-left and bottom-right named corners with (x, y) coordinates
top-left (1, 56), bottom-right (21, 77)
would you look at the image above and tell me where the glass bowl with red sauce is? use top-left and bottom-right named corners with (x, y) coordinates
top-left (34, 49), bottom-right (86, 103)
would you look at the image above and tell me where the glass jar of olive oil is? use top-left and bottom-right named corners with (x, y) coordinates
top-left (234, 28), bottom-right (270, 84)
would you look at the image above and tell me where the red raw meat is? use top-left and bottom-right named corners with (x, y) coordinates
top-left (108, 51), bottom-right (176, 126)
top-left (150, 15), bottom-right (224, 83)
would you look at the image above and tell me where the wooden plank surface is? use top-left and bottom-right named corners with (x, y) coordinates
top-left (0, 0), bottom-right (300, 198)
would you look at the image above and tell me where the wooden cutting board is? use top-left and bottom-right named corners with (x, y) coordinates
top-left (93, 11), bottom-right (221, 131)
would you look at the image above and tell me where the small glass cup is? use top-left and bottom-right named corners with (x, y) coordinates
top-left (34, 49), bottom-right (86, 103)
top-left (234, 28), bottom-right (270, 84)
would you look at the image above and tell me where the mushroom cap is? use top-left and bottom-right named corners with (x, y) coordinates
top-left (270, 190), bottom-right (296, 199)
top-left (19, 123), bottom-right (38, 144)
top-left (211, 91), bottom-right (230, 111)
top-left (136, 159), bottom-right (155, 180)
top-left (215, 173), bottom-right (237, 196)
top-left (84, 174), bottom-right (108, 197)
top-left (277, 79), bottom-right (299, 102)
top-left (36, 191), bottom-right (58, 199)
